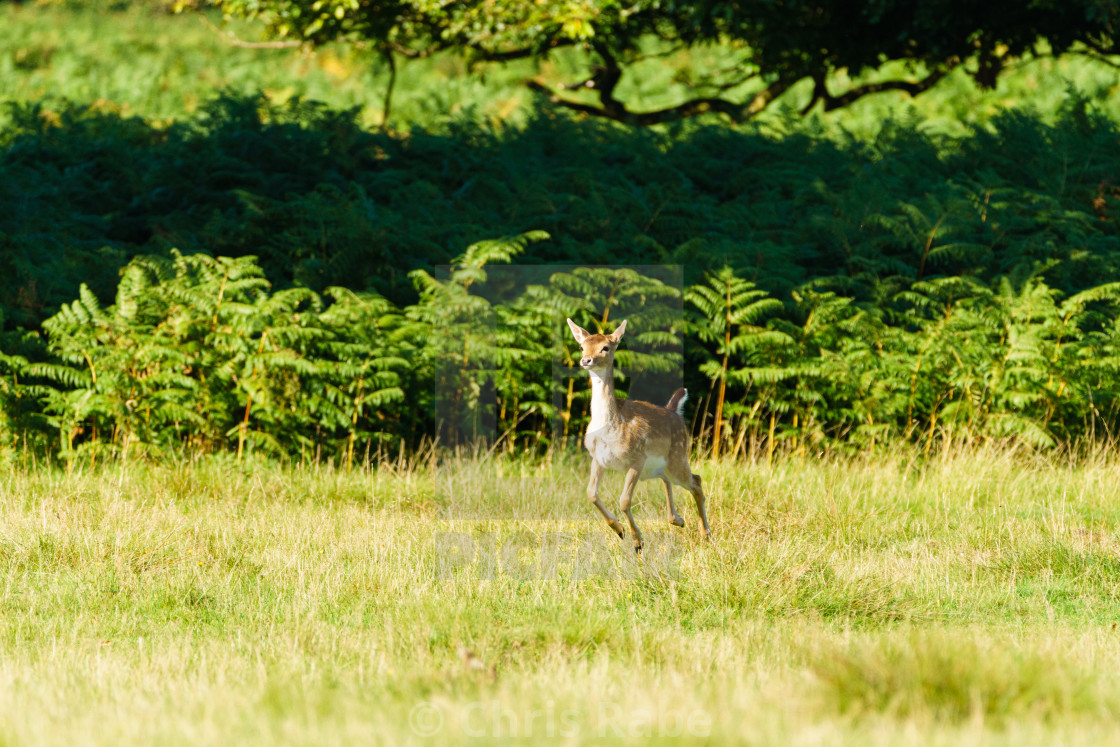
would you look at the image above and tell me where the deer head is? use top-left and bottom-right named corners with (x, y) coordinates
top-left (566, 318), bottom-right (627, 373)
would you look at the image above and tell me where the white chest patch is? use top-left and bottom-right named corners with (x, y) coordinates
top-left (586, 431), bottom-right (623, 468)
top-left (587, 374), bottom-right (613, 433)
top-left (588, 408), bottom-right (610, 434)
top-left (590, 438), bottom-right (617, 467)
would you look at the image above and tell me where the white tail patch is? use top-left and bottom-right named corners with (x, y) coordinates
top-left (666, 387), bottom-right (688, 416)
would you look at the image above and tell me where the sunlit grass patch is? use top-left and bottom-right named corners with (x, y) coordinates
top-left (1, 449), bottom-right (1120, 743)
top-left (809, 628), bottom-right (1113, 725)
top-left (2, 1), bottom-right (1119, 132)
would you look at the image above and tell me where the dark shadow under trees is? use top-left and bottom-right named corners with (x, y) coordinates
top-left (3, 94), bottom-right (1119, 327)
top-left (1, 93), bottom-right (1120, 459)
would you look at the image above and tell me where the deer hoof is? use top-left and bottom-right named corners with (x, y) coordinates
top-left (633, 542), bottom-right (642, 554)
top-left (668, 516), bottom-right (685, 527)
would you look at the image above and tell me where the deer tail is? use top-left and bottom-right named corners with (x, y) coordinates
top-left (666, 388), bottom-right (688, 416)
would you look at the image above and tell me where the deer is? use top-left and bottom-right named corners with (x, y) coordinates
top-left (567, 318), bottom-right (711, 552)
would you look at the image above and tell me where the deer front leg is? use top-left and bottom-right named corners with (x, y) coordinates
top-left (587, 459), bottom-right (626, 539)
top-left (661, 478), bottom-right (685, 527)
top-left (620, 466), bottom-right (644, 552)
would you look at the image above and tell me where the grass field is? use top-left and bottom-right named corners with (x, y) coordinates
top-left (3, 2), bottom-right (1119, 134)
top-left (3, 449), bottom-right (1120, 744)
top-left (5, 3), bottom-right (1120, 744)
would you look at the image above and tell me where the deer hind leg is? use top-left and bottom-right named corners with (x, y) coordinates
top-left (690, 473), bottom-right (712, 540)
top-left (619, 466), bottom-right (644, 552)
top-left (587, 460), bottom-right (626, 539)
top-left (662, 478), bottom-right (685, 527)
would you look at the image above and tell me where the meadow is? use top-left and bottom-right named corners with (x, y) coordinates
top-left (3, 450), bottom-right (1120, 744)
top-left (3, 1), bottom-right (1120, 133)
top-left (4, 2), bottom-right (1120, 743)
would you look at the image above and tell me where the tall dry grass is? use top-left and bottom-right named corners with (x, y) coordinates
top-left (1, 448), bottom-right (1119, 743)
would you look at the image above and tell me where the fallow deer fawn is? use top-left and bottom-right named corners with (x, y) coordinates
top-left (567, 318), bottom-right (711, 552)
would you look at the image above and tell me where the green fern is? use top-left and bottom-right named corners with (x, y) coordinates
top-left (685, 266), bottom-right (788, 458)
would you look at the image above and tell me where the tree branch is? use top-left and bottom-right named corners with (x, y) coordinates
top-left (816, 68), bottom-right (951, 112)
top-left (1078, 37), bottom-right (1120, 59)
top-left (589, 43), bottom-right (626, 118)
top-left (525, 42), bottom-right (794, 126)
top-left (387, 42), bottom-right (440, 59)
top-left (196, 14), bottom-right (302, 49)
top-left (801, 75), bottom-right (830, 115)
top-left (526, 76), bottom-right (793, 126)
top-left (1069, 47), bottom-right (1120, 69)
top-left (381, 47), bottom-right (397, 129)
top-left (388, 38), bottom-right (576, 65)
top-left (526, 59), bottom-right (955, 125)
top-left (630, 44), bottom-right (690, 63)
top-left (479, 46), bottom-right (558, 63)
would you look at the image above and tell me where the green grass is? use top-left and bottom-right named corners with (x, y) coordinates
top-left (2, 2), bottom-right (1118, 134)
top-left (0, 1), bottom-right (551, 130)
top-left (4, 5), bottom-right (1120, 742)
top-left (3, 449), bottom-right (1120, 744)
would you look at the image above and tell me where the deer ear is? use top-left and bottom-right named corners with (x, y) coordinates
top-left (609, 319), bottom-right (627, 343)
top-left (566, 318), bottom-right (590, 343)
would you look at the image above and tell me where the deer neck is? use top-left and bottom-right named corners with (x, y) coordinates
top-left (586, 365), bottom-right (621, 433)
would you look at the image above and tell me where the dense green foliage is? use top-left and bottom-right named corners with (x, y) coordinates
top-left (199, 0), bottom-right (1119, 125)
top-left (26, 251), bottom-right (413, 462)
top-left (3, 4), bottom-right (1120, 462)
top-left (3, 89), bottom-right (1120, 460)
